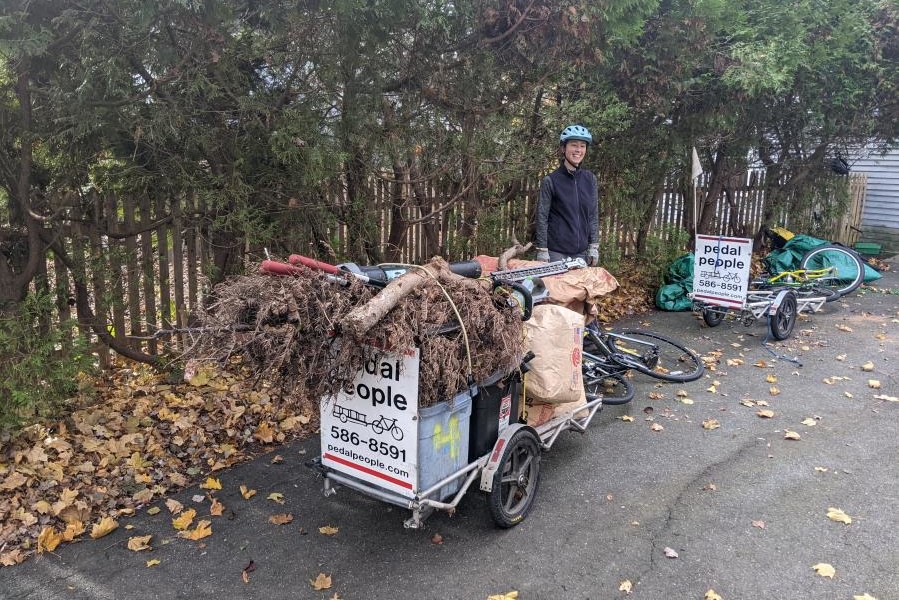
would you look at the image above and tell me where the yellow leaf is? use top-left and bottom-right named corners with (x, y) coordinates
top-left (487, 592), bottom-right (519, 600)
top-left (844, 391), bottom-right (854, 399)
top-left (37, 526), bottom-right (63, 553)
top-left (756, 410), bottom-right (775, 418)
top-left (618, 415), bottom-right (635, 422)
top-left (702, 419), bottom-right (720, 430)
top-left (146, 559), bottom-right (161, 567)
top-left (705, 591), bottom-right (724, 600)
top-left (836, 354), bottom-right (847, 361)
top-left (753, 360), bottom-right (767, 367)
top-left (827, 507), bottom-right (852, 525)
top-left (172, 508), bottom-right (196, 530)
top-left (868, 380), bottom-right (881, 389)
top-left (127, 535), bottom-right (152, 551)
top-left (62, 520), bottom-right (85, 541)
top-left (706, 385), bottom-right (717, 393)
top-left (267, 492), bottom-right (285, 504)
top-left (740, 399), bottom-right (756, 407)
top-left (178, 519), bottom-right (212, 540)
top-left (823, 378), bottom-right (834, 385)
top-left (726, 358), bottom-right (744, 366)
top-left (861, 361), bottom-right (875, 372)
top-left (200, 477), bottom-right (222, 490)
top-left (784, 430), bottom-right (801, 440)
top-left (165, 498), bottom-right (183, 514)
top-left (679, 398), bottom-right (694, 405)
top-left (254, 422), bottom-right (275, 444)
top-left (311, 573), bottom-right (332, 591)
top-left (240, 485), bottom-right (257, 500)
top-left (319, 525), bottom-right (339, 536)
top-left (147, 506), bottom-right (161, 516)
top-left (619, 579), bottom-right (633, 594)
top-left (801, 418), bottom-right (817, 426)
top-left (269, 513), bottom-right (294, 525)
top-left (0, 550), bottom-right (25, 566)
top-left (769, 386), bottom-right (780, 396)
top-left (836, 324), bottom-right (853, 332)
top-left (853, 594), bottom-right (878, 600)
top-left (812, 563), bottom-right (835, 578)
top-left (676, 389), bottom-right (688, 397)
top-left (765, 374), bottom-right (778, 383)
top-left (90, 516), bottom-right (119, 539)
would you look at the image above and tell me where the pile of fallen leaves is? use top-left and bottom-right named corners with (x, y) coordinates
top-left (189, 262), bottom-right (525, 406)
top-left (0, 359), bottom-right (314, 566)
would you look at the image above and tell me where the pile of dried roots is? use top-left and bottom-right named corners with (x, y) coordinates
top-left (187, 261), bottom-right (525, 407)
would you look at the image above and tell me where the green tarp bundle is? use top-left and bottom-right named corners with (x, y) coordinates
top-left (655, 253), bottom-right (694, 312)
top-left (763, 235), bottom-right (882, 283)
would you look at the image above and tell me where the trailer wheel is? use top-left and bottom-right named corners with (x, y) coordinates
top-left (488, 428), bottom-right (541, 528)
top-left (768, 291), bottom-right (797, 341)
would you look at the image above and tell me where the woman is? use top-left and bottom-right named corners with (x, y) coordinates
top-left (534, 124), bottom-right (600, 266)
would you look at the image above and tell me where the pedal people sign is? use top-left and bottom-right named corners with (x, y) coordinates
top-left (693, 235), bottom-right (753, 309)
top-left (321, 348), bottom-right (419, 497)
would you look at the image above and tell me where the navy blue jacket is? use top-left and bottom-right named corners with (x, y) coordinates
top-left (535, 165), bottom-right (599, 255)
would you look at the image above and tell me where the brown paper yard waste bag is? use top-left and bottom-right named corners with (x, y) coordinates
top-left (523, 304), bottom-right (586, 405)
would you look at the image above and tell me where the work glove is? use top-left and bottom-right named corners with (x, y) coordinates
top-left (587, 243), bottom-right (599, 267)
top-left (535, 248), bottom-right (550, 262)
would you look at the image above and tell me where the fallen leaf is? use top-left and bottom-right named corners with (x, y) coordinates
top-left (619, 579), bottom-right (633, 594)
top-left (873, 394), bottom-right (899, 402)
top-left (648, 392), bottom-right (664, 400)
top-left (200, 477), bottom-right (222, 490)
top-left (267, 492), bottom-right (285, 504)
top-left (147, 506), bottom-right (161, 516)
top-left (650, 423), bottom-right (664, 432)
top-left (752, 520), bottom-right (766, 529)
top-left (801, 418), bottom-right (817, 427)
top-left (90, 516), bottom-right (119, 539)
top-left (319, 525), bottom-right (339, 536)
top-left (242, 560), bottom-right (256, 583)
top-left (836, 324), bottom-right (853, 332)
top-left (487, 592), bottom-right (519, 600)
top-left (311, 573), bottom-right (332, 591)
top-left (703, 483), bottom-right (717, 491)
top-left (165, 498), bottom-right (183, 514)
top-left (861, 362), bottom-right (875, 372)
top-left (269, 513), bottom-right (294, 525)
top-left (812, 563), bottom-right (835, 578)
top-left (844, 391), bottom-right (854, 399)
top-left (37, 527), bottom-right (63, 553)
top-left (827, 507), bottom-right (852, 525)
top-left (62, 520), bottom-right (85, 541)
top-left (868, 380), bottom-right (881, 389)
top-left (127, 535), bottom-right (152, 551)
top-left (769, 386), bottom-right (780, 396)
top-left (191, 494), bottom-right (205, 503)
top-left (707, 384), bottom-right (718, 393)
top-left (146, 559), bottom-right (161, 567)
top-left (853, 594), bottom-right (878, 600)
top-left (705, 590), bottom-right (723, 600)
top-left (271, 454), bottom-right (284, 464)
top-left (756, 400), bottom-right (769, 406)
top-left (815, 467), bottom-right (828, 472)
top-left (702, 419), bottom-right (720, 430)
top-left (431, 533), bottom-right (444, 545)
top-left (240, 485), bottom-right (257, 500)
top-left (784, 430), bottom-right (801, 440)
top-left (618, 415), bottom-right (635, 422)
top-left (663, 547), bottom-right (679, 558)
top-left (836, 354), bottom-right (847, 361)
top-left (726, 358), bottom-right (744, 366)
top-left (756, 410), bottom-right (775, 419)
top-left (679, 398), bottom-right (694, 405)
top-left (172, 508), bottom-right (196, 530)
top-left (740, 399), bottom-right (756, 407)
top-left (765, 374), bottom-right (778, 383)
top-left (209, 498), bottom-right (224, 516)
top-left (178, 519), bottom-right (212, 540)
top-left (676, 390), bottom-right (689, 397)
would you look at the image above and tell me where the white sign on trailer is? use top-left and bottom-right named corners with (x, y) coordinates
top-left (321, 347), bottom-right (420, 498)
top-left (693, 235), bottom-right (753, 309)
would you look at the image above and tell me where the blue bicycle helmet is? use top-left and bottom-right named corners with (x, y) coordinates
top-left (559, 124), bottom-right (592, 145)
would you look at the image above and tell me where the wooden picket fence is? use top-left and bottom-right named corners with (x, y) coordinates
top-left (42, 171), bottom-right (866, 361)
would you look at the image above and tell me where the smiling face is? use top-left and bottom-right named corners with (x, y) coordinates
top-left (563, 140), bottom-right (588, 169)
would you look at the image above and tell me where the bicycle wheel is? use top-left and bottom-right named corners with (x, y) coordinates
top-left (702, 306), bottom-right (727, 327)
top-left (768, 291), bottom-right (797, 340)
top-left (583, 365), bottom-right (634, 405)
top-left (797, 284), bottom-right (841, 303)
top-left (799, 244), bottom-right (865, 297)
top-left (608, 330), bottom-right (705, 382)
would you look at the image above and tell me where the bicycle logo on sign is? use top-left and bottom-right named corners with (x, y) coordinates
top-left (332, 405), bottom-right (404, 441)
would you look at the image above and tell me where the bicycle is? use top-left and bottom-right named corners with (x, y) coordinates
top-left (582, 322), bottom-right (705, 405)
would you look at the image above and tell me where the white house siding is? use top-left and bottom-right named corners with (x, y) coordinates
top-left (852, 145), bottom-right (899, 253)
